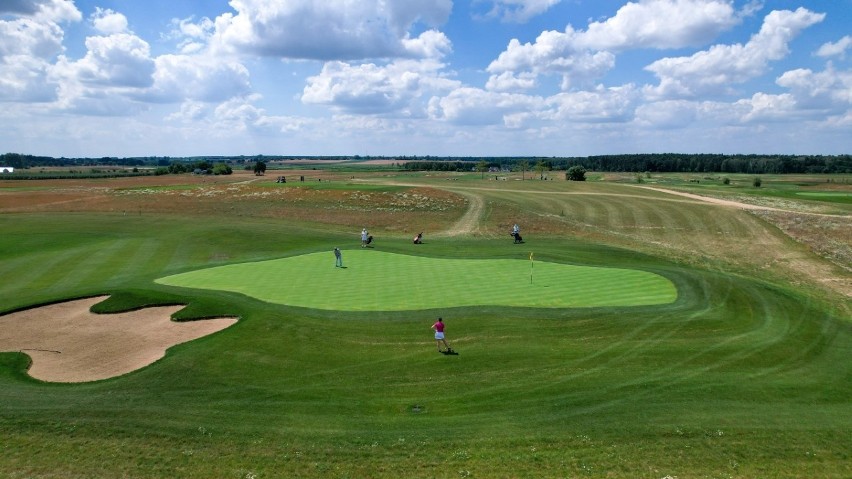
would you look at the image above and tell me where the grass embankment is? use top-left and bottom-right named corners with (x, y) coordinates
top-left (0, 174), bottom-right (850, 478)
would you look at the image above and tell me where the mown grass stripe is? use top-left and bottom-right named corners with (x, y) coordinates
top-left (0, 256), bottom-right (40, 307)
top-left (7, 245), bottom-right (99, 299)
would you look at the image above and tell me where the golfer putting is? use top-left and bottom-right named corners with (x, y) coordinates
top-left (431, 317), bottom-right (456, 354)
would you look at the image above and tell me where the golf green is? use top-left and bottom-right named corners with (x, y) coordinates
top-left (156, 250), bottom-right (677, 311)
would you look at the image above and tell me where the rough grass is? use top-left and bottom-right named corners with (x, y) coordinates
top-left (0, 171), bottom-right (850, 478)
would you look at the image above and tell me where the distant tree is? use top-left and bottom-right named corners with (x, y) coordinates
top-left (752, 176), bottom-right (762, 187)
top-left (476, 160), bottom-right (488, 179)
top-left (566, 165), bottom-right (586, 181)
top-left (168, 162), bottom-right (188, 174)
top-left (517, 159), bottom-right (529, 180)
top-left (534, 160), bottom-right (547, 179)
top-left (194, 160), bottom-right (212, 171)
top-left (254, 161), bottom-right (267, 175)
top-left (212, 163), bottom-right (232, 175)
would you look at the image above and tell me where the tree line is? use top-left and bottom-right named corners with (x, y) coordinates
top-left (404, 154), bottom-right (851, 174)
top-left (3, 152), bottom-right (850, 174)
top-left (0, 153), bottom-right (233, 177)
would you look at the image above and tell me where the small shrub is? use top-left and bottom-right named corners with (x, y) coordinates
top-left (212, 163), bottom-right (233, 175)
top-left (723, 177), bottom-right (730, 185)
top-left (566, 166), bottom-right (586, 181)
top-left (752, 177), bottom-right (762, 187)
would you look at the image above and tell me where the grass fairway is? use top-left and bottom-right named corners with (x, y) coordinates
top-left (1, 173), bottom-right (850, 478)
top-left (156, 250), bottom-right (677, 310)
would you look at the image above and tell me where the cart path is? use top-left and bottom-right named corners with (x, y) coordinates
top-left (633, 186), bottom-right (791, 211)
top-left (367, 180), bottom-right (489, 236)
top-left (440, 189), bottom-right (485, 237)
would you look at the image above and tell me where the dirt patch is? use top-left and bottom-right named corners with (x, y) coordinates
top-left (0, 296), bottom-right (237, 383)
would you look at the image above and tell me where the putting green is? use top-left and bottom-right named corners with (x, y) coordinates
top-left (156, 250), bottom-right (677, 311)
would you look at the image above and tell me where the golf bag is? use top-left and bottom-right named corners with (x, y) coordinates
top-left (366, 235), bottom-right (373, 245)
top-left (511, 232), bottom-right (523, 243)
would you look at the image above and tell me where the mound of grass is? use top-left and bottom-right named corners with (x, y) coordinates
top-left (156, 250), bottom-right (677, 311)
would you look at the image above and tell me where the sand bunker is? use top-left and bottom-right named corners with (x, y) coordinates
top-left (0, 296), bottom-right (237, 383)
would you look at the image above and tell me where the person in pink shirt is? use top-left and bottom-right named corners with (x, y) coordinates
top-left (431, 317), bottom-right (452, 353)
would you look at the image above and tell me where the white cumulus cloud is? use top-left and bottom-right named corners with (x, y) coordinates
top-left (478, 0), bottom-right (564, 23)
top-left (429, 87), bottom-right (544, 125)
top-left (634, 100), bottom-right (699, 128)
top-left (485, 71), bottom-right (537, 92)
top-left (816, 35), bottom-right (852, 59)
top-left (486, 0), bottom-right (751, 92)
top-left (580, 0), bottom-right (742, 51)
top-left (148, 54), bottom-right (251, 103)
top-left (211, 0), bottom-right (453, 60)
top-left (0, 16), bottom-right (65, 59)
top-left (0, 53), bottom-right (57, 101)
top-left (644, 7), bottom-right (825, 99)
top-left (0, 0), bottom-right (81, 23)
top-left (302, 59), bottom-right (460, 115)
top-left (90, 8), bottom-right (129, 35)
top-left (46, 32), bottom-right (155, 115)
top-left (0, 1), bottom-right (79, 102)
top-left (167, 16), bottom-right (216, 54)
top-left (52, 33), bottom-right (155, 88)
top-left (776, 65), bottom-right (852, 111)
top-left (737, 92), bottom-right (799, 122)
top-left (487, 29), bottom-right (616, 90)
top-left (544, 84), bottom-right (641, 123)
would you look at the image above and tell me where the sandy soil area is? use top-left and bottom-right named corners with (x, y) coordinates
top-left (0, 296), bottom-right (237, 383)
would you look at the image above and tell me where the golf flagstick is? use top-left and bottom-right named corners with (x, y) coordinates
top-left (529, 252), bottom-right (534, 284)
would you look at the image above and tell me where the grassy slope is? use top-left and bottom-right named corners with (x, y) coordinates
top-left (0, 178), bottom-right (850, 478)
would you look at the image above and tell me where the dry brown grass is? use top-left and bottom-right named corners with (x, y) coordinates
top-left (0, 171), bottom-right (467, 235)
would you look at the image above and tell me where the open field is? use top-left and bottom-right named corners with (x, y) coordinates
top-left (0, 168), bottom-right (850, 478)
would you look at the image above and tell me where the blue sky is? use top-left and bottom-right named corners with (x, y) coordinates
top-left (1, 0), bottom-right (849, 157)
